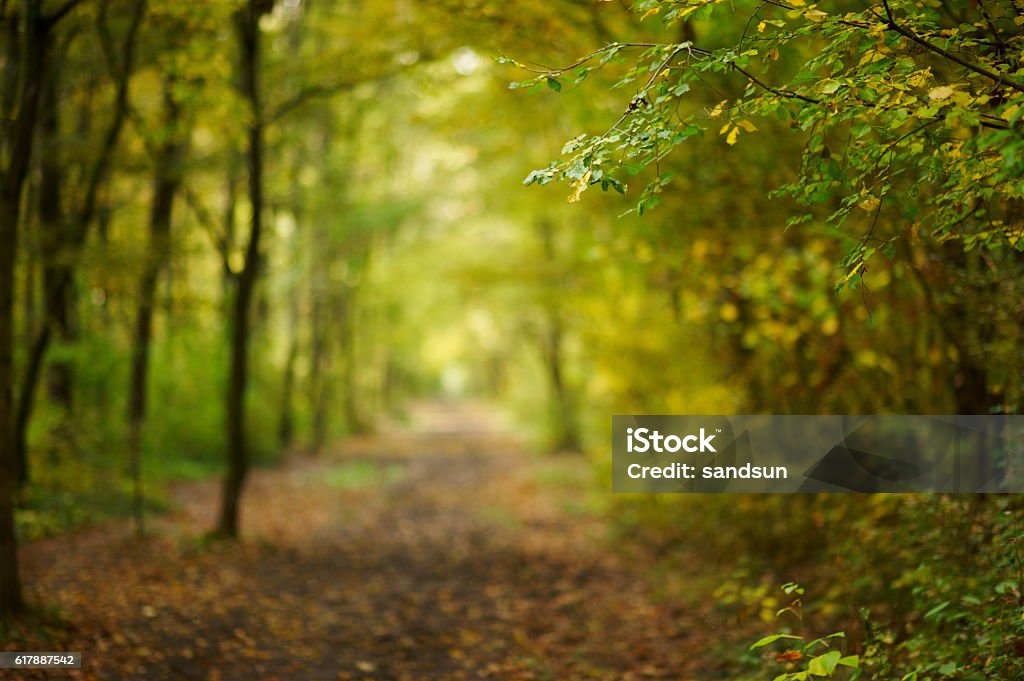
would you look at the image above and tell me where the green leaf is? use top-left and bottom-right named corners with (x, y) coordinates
top-left (808, 651), bottom-right (842, 677)
top-left (806, 632), bottom-right (846, 650)
top-left (838, 655), bottom-right (859, 668)
top-left (546, 76), bottom-right (562, 92)
top-left (924, 601), bottom-right (950, 620)
top-left (750, 634), bottom-right (803, 650)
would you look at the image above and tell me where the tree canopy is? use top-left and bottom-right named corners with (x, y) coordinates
top-left (521, 0), bottom-right (1024, 278)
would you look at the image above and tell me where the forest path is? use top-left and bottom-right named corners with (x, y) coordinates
top-left (12, 401), bottom-right (722, 680)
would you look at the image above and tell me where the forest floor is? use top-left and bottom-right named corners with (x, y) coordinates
top-left (5, 401), bottom-right (743, 680)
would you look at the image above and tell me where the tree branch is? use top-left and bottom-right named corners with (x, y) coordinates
top-left (80, 0), bottom-right (145, 231)
top-left (267, 53), bottom-right (439, 124)
top-left (268, 79), bottom-right (361, 124)
top-left (731, 62), bottom-right (821, 104)
top-left (877, 0), bottom-right (1024, 94)
top-left (515, 42), bottom-right (664, 76)
top-left (183, 184), bottom-right (232, 272)
top-left (43, 0), bottom-right (85, 27)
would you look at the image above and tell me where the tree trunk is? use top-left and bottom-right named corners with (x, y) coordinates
top-left (277, 334), bottom-right (298, 449)
top-left (217, 0), bottom-right (269, 538)
top-left (13, 324), bottom-right (50, 486)
top-left (278, 238), bottom-right (300, 449)
top-left (128, 82), bottom-right (184, 537)
top-left (0, 0), bottom-right (50, 618)
top-left (0, 189), bottom-right (26, 616)
top-left (308, 291), bottom-right (329, 454)
top-left (309, 279), bottom-right (335, 454)
top-left (276, 197), bottom-right (301, 450)
top-left (544, 314), bottom-right (580, 452)
top-left (338, 290), bottom-right (366, 435)
top-left (36, 51), bottom-right (75, 473)
top-left (537, 221), bottom-right (580, 453)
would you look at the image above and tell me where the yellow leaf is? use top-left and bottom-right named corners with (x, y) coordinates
top-left (641, 6), bottom-right (660, 19)
top-left (757, 20), bottom-right (767, 32)
top-left (804, 9), bottom-right (827, 22)
top-left (726, 126), bottom-right (740, 145)
top-left (709, 100), bottom-right (727, 118)
top-left (567, 170), bottom-right (591, 204)
top-left (1001, 104), bottom-right (1021, 122)
top-left (737, 119), bottom-right (758, 133)
top-left (928, 85), bottom-right (954, 101)
top-left (768, 47), bottom-right (780, 61)
top-left (859, 196), bottom-right (880, 213)
top-left (720, 302), bottom-right (739, 322)
top-left (719, 122), bottom-right (732, 135)
top-left (951, 91), bottom-right (973, 106)
top-left (906, 69), bottom-right (931, 88)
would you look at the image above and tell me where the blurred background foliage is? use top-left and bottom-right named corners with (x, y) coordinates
top-left (2, 0), bottom-right (1023, 677)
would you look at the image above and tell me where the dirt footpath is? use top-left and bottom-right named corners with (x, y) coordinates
top-left (9, 402), bottom-right (722, 680)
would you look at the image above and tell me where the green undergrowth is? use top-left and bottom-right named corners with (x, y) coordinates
top-left (608, 493), bottom-right (1024, 680)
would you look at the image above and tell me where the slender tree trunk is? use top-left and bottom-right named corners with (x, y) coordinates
top-left (308, 286), bottom-right (330, 454)
top-left (277, 245), bottom-right (300, 449)
top-left (128, 83), bottom-right (184, 537)
top-left (36, 54), bottom-right (76, 474)
top-left (538, 221), bottom-right (580, 452)
top-left (277, 195), bottom-right (301, 450)
top-left (0, 0), bottom-right (51, 618)
top-left (218, 0), bottom-right (269, 537)
top-left (277, 334), bottom-right (298, 449)
top-left (20, 185), bottom-right (38, 356)
top-left (13, 324), bottom-right (50, 486)
top-left (90, 195), bottom-right (113, 411)
top-left (0, 190), bottom-right (25, 616)
top-left (544, 314), bottom-right (580, 452)
top-left (307, 207), bottom-right (330, 453)
top-left (338, 290), bottom-right (366, 434)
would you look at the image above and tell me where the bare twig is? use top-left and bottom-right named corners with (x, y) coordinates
top-left (513, 42), bottom-right (664, 76)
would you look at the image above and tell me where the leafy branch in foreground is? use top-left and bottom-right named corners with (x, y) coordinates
top-left (514, 0), bottom-right (1024, 285)
top-left (747, 584), bottom-right (860, 680)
